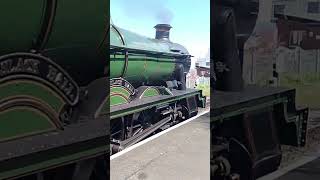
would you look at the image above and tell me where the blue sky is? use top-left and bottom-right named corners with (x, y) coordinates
top-left (111, 0), bottom-right (210, 64)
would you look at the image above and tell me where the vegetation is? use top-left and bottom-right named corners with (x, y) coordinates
top-left (196, 83), bottom-right (210, 97)
top-left (280, 73), bottom-right (320, 110)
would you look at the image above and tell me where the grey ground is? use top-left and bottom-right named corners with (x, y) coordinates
top-left (259, 110), bottom-right (320, 180)
top-left (110, 112), bottom-right (210, 180)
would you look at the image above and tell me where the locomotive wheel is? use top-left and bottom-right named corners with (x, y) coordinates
top-left (180, 104), bottom-right (190, 121)
top-left (212, 156), bottom-right (231, 179)
top-left (229, 138), bottom-right (253, 180)
top-left (211, 138), bottom-right (253, 180)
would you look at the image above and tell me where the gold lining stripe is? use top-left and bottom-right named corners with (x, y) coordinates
top-left (0, 80), bottom-right (66, 113)
top-left (0, 106), bottom-right (57, 142)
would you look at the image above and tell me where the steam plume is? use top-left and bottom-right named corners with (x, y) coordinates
top-left (117, 0), bottom-right (174, 24)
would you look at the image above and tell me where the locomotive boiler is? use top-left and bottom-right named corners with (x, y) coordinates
top-left (0, 1), bottom-right (108, 179)
top-left (110, 23), bottom-right (191, 89)
top-left (110, 21), bottom-right (205, 154)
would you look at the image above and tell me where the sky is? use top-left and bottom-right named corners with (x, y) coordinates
top-left (110, 0), bottom-right (210, 67)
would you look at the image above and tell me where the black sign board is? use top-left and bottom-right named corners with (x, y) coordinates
top-left (0, 53), bottom-right (80, 105)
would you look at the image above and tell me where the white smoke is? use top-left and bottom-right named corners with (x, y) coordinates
top-left (116, 0), bottom-right (174, 24)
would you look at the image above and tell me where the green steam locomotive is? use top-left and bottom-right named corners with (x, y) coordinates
top-left (0, 1), bottom-right (108, 179)
top-left (110, 21), bottom-right (206, 154)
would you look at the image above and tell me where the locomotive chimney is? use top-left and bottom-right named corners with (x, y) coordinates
top-left (154, 24), bottom-right (172, 41)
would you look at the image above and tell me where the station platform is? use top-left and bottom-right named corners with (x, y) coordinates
top-left (110, 111), bottom-right (210, 180)
top-left (276, 157), bottom-right (320, 180)
top-left (259, 150), bottom-right (320, 180)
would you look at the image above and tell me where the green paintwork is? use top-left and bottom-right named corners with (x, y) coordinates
top-left (110, 23), bottom-right (190, 83)
top-left (111, 87), bottom-right (131, 97)
top-left (110, 86), bottom-right (131, 106)
top-left (110, 24), bottom-right (188, 54)
top-left (46, 0), bottom-right (106, 48)
top-left (40, 1), bottom-right (107, 87)
top-left (0, 81), bottom-right (64, 113)
top-left (0, 79), bottom-right (64, 140)
top-left (0, 108), bottom-right (56, 141)
top-left (110, 51), bottom-right (176, 83)
top-left (0, 0), bottom-right (107, 52)
top-left (0, 1), bottom-right (44, 54)
top-left (0, 0), bottom-right (108, 91)
top-left (110, 55), bottom-right (126, 78)
top-left (110, 96), bottom-right (129, 106)
top-left (141, 88), bottom-right (160, 98)
top-left (0, 1), bottom-right (109, 177)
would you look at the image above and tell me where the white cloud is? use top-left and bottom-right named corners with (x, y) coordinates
top-left (185, 43), bottom-right (210, 59)
top-left (185, 43), bottom-right (210, 69)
